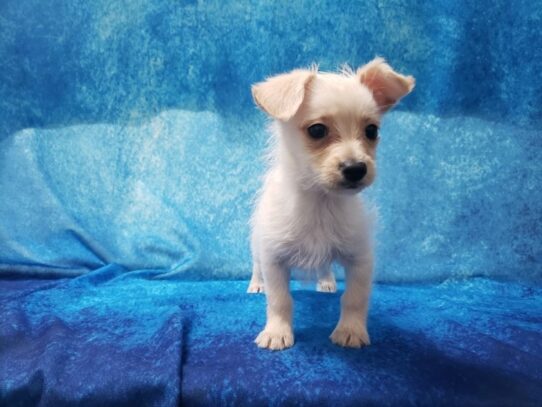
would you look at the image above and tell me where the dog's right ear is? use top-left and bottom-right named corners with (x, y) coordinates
top-left (252, 70), bottom-right (315, 121)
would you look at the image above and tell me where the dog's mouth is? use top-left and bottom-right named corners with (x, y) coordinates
top-left (343, 182), bottom-right (361, 189)
top-left (337, 181), bottom-right (364, 192)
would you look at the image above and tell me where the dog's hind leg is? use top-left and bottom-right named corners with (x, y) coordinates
top-left (316, 266), bottom-right (337, 293)
top-left (247, 261), bottom-right (265, 293)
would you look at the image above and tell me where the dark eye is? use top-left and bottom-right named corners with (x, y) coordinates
top-left (365, 124), bottom-right (378, 140)
top-left (307, 123), bottom-right (328, 140)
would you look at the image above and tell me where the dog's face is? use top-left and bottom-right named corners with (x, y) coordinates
top-left (252, 58), bottom-right (414, 194)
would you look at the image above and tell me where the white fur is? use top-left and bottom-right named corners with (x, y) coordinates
top-left (248, 58), bottom-right (414, 350)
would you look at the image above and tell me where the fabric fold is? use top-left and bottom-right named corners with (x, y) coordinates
top-left (0, 265), bottom-right (188, 406)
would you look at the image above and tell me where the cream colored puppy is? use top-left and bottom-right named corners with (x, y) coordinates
top-left (248, 58), bottom-right (414, 350)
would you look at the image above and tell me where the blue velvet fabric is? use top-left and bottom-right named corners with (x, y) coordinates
top-left (1, 0), bottom-right (542, 405)
top-left (1, 265), bottom-right (541, 405)
top-left (1, 0), bottom-right (541, 281)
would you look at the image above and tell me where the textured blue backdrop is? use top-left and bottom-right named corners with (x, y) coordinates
top-left (1, 1), bottom-right (542, 405)
top-left (1, 1), bottom-right (541, 281)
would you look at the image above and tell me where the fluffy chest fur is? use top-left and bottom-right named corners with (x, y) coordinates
top-left (252, 168), bottom-right (367, 270)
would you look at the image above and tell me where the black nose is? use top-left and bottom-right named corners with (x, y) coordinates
top-left (341, 162), bottom-right (367, 183)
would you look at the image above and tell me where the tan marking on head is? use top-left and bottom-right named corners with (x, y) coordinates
top-left (299, 116), bottom-right (380, 190)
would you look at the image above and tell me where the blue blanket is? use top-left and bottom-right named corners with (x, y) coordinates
top-left (2, 110), bottom-right (540, 282)
top-left (1, 0), bottom-right (541, 281)
top-left (2, 265), bottom-right (541, 405)
top-left (1, 0), bottom-right (542, 405)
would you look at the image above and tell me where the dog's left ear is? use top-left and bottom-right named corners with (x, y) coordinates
top-left (357, 58), bottom-right (415, 112)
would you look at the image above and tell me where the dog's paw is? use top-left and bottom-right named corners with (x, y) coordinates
top-left (316, 279), bottom-right (337, 293)
top-left (247, 281), bottom-right (265, 293)
top-left (330, 324), bottom-right (370, 348)
top-left (255, 327), bottom-right (294, 350)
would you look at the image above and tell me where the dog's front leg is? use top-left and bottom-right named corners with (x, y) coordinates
top-left (330, 258), bottom-right (372, 348)
top-left (255, 261), bottom-right (294, 350)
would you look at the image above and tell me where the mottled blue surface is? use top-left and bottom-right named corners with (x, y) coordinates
top-left (1, 110), bottom-right (540, 281)
top-left (1, 0), bottom-right (541, 280)
top-left (1, 0), bottom-right (542, 405)
top-left (1, 265), bottom-right (541, 405)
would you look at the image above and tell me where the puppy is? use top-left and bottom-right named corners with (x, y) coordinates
top-left (248, 58), bottom-right (414, 350)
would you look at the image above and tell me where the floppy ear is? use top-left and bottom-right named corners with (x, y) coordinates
top-left (357, 58), bottom-right (415, 112)
top-left (251, 69), bottom-right (315, 121)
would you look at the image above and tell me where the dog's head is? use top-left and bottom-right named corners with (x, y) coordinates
top-left (252, 58), bottom-right (414, 193)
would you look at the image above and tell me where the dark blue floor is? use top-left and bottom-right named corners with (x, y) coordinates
top-left (1, 265), bottom-right (541, 406)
